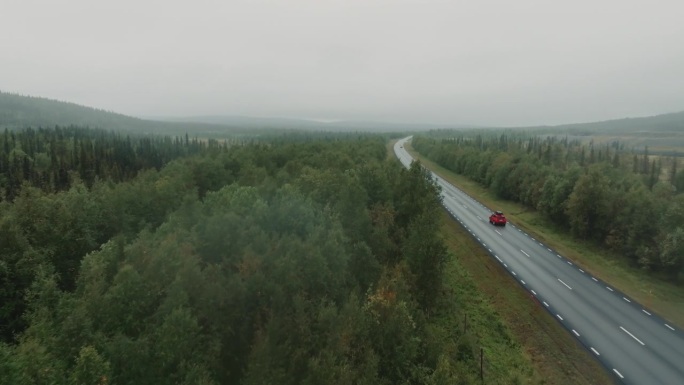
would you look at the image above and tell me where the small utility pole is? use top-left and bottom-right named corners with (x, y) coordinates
top-left (480, 348), bottom-right (484, 382)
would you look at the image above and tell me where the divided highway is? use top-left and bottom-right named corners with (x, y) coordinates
top-left (394, 137), bottom-right (684, 385)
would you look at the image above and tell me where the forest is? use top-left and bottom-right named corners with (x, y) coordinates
top-left (0, 127), bottom-right (490, 384)
top-left (412, 133), bottom-right (684, 282)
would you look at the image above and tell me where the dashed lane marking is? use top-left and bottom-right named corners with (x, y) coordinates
top-left (558, 279), bottom-right (573, 290)
top-left (591, 347), bottom-right (600, 356)
top-left (613, 369), bottom-right (624, 379)
top-left (642, 310), bottom-right (652, 316)
top-left (665, 324), bottom-right (675, 331)
top-left (556, 314), bottom-right (563, 321)
top-left (572, 329), bottom-right (580, 337)
top-left (606, 287), bottom-right (614, 292)
top-left (620, 326), bottom-right (645, 346)
top-left (520, 250), bottom-right (530, 258)
top-left (623, 297), bottom-right (631, 303)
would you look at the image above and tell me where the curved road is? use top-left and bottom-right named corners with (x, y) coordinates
top-left (394, 137), bottom-right (684, 385)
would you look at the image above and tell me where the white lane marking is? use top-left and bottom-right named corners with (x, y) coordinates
top-left (547, 248), bottom-right (552, 252)
top-left (591, 277), bottom-right (598, 282)
top-left (567, 261), bottom-right (573, 266)
top-left (495, 256), bottom-right (502, 262)
top-left (543, 301), bottom-right (549, 307)
top-left (606, 287), bottom-right (614, 292)
top-left (521, 280), bottom-right (526, 285)
top-left (642, 309), bottom-right (652, 316)
top-left (556, 314), bottom-right (563, 321)
top-left (613, 369), bottom-right (624, 379)
top-left (572, 329), bottom-right (580, 337)
top-left (539, 243), bottom-right (544, 247)
top-left (477, 216), bottom-right (482, 220)
top-left (623, 297), bottom-right (631, 303)
top-left (504, 263), bottom-right (508, 268)
top-left (558, 279), bottom-right (573, 290)
top-left (620, 326), bottom-right (645, 346)
top-left (520, 249), bottom-right (530, 258)
top-left (524, 233), bottom-right (529, 236)
top-left (556, 254), bottom-right (562, 259)
top-left (512, 271), bottom-right (517, 276)
top-left (476, 237), bottom-right (481, 241)
top-left (531, 290), bottom-right (537, 295)
top-left (483, 243), bottom-right (487, 247)
top-left (590, 347), bottom-right (600, 356)
top-left (665, 324), bottom-right (675, 331)
top-left (488, 249), bottom-right (492, 252)
top-left (579, 269), bottom-right (585, 273)
top-left (495, 230), bottom-right (502, 236)
top-left (531, 237), bottom-right (535, 241)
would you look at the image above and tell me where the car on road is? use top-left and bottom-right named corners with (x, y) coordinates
top-left (489, 211), bottom-right (507, 226)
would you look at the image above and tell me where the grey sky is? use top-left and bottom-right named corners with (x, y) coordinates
top-left (1, 0), bottom-right (683, 126)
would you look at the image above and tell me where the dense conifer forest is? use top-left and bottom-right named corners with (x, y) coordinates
top-left (0, 127), bottom-right (492, 384)
top-left (413, 133), bottom-right (684, 282)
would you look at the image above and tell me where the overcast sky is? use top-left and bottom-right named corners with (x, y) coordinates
top-left (1, 0), bottom-right (683, 126)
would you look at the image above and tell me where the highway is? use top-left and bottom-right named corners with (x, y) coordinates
top-left (394, 137), bottom-right (684, 385)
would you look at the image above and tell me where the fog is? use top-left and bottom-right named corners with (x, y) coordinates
top-left (1, 0), bottom-right (683, 126)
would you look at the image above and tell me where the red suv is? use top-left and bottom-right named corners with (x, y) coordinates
top-left (489, 211), bottom-right (507, 226)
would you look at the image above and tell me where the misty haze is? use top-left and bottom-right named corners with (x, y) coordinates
top-left (1, 1), bottom-right (684, 385)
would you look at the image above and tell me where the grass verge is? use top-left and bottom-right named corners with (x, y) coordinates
top-left (404, 141), bottom-right (684, 329)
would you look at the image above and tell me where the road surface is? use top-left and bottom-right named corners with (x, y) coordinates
top-left (394, 137), bottom-right (684, 385)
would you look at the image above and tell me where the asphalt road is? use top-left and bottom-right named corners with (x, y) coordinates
top-left (394, 137), bottom-right (684, 385)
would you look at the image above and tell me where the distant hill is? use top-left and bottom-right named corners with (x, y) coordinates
top-left (514, 111), bottom-right (684, 152)
top-left (0, 92), bottom-right (261, 137)
top-left (161, 115), bottom-right (455, 132)
top-left (529, 111), bottom-right (684, 136)
top-left (0, 92), bottom-right (451, 136)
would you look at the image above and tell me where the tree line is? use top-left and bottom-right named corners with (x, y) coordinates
top-left (0, 128), bottom-right (494, 384)
top-left (413, 133), bottom-right (684, 282)
top-left (0, 126), bottom-right (238, 201)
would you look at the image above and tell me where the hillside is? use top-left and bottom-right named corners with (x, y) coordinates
top-left (0, 92), bottom-right (447, 135)
top-left (533, 111), bottom-right (684, 135)
top-left (0, 92), bottom-right (280, 137)
top-left (163, 115), bottom-right (458, 132)
top-left (526, 111), bottom-right (684, 150)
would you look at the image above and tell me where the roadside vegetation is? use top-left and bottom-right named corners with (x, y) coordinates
top-left (438, 210), bottom-right (613, 385)
top-left (409, 133), bottom-right (684, 327)
top-left (2, 126), bottom-right (549, 384)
